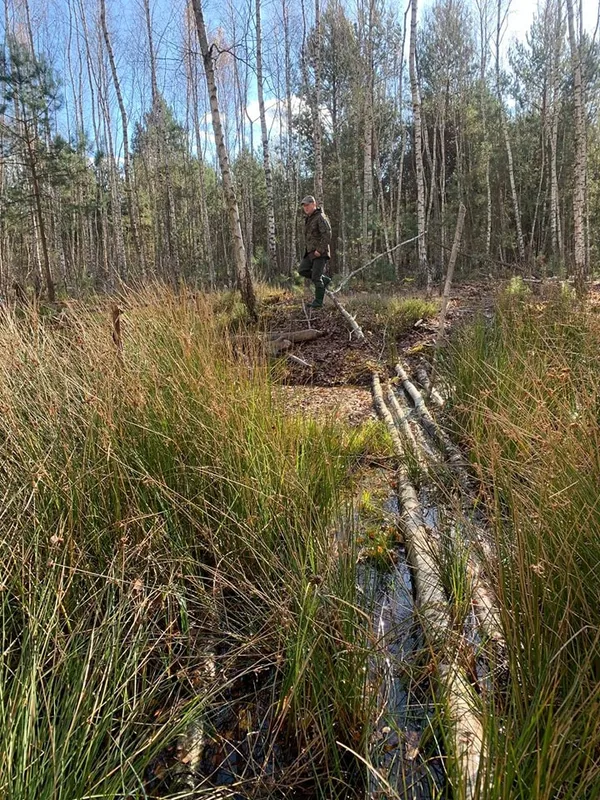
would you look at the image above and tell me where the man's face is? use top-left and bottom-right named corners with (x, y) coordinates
top-left (301, 201), bottom-right (316, 216)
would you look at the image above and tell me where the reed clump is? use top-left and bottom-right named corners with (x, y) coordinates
top-left (444, 290), bottom-right (600, 799)
top-left (0, 287), bottom-right (376, 798)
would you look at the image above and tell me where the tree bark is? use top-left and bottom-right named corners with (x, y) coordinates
top-left (191, 0), bottom-right (256, 317)
top-left (22, 117), bottom-right (54, 301)
top-left (409, 0), bottom-right (430, 294)
top-left (185, 12), bottom-right (215, 287)
top-left (360, 0), bottom-right (375, 264)
top-left (312, 0), bottom-right (324, 204)
top-left (496, 0), bottom-right (526, 264)
top-left (565, 0), bottom-right (586, 293)
top-left (282, 0), bottom-right (298, 274)
top-left (144, 0), bottom-right (180, 279)
top-left (255, 0), bottom-right (277, 271)
top-left (99, 0), bottom-right (145, 277)
top-left (300, 0), bottom-right (324, 206)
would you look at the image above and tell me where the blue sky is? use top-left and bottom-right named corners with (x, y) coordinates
top-left (1, 0), bottom-right (596, 162)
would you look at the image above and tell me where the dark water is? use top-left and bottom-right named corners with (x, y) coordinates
top-left (359, 494), bottom-right (446, 800)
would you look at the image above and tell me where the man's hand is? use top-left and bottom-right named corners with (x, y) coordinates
top-left (314, 250), bottom-right (320, 257)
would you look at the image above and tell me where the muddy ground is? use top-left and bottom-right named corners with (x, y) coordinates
top-left (264, 281), bottom-right (495, 424)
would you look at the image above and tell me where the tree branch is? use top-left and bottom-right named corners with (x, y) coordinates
top-left (332, 232), bottom-right (426, 294)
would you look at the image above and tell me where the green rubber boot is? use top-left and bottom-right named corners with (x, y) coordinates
top-left (322, 274), bottom-right (332, 289)
top-left (308, 282), bottom-right (326, 308)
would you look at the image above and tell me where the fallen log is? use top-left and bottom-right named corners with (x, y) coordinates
top-left (265, 338), bottom-right (292, 356)
top-left (394, 363), bottom-right (503, 650)
top-left (372, 373), bottom-right (485, 799)
top-left (332, 232), bottom-right (425, 294)
top-left (395, 362), bottom-right (469, 484)
top-left (385, 382), bottom-right (428, 473)
top-left (415, 364), bottom-right (445, 409)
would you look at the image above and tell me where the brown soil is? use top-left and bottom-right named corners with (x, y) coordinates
top-left (261, 282), bottom-right (494, 394)
top-left (274, 385), bottom-right (376, 426)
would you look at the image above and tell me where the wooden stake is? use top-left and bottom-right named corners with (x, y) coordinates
top-left (111, 304), bottom-right (123, 354)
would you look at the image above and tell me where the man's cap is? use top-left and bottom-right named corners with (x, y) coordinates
top-left (300, 195), bottom-right (316, 205)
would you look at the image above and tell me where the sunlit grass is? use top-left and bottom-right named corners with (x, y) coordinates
top-left (344, 294), bottom-right (438, 338)
top-left (443, 290), bottom-right (600, 799)
top-left (0, 286), bottom-right (382, 798)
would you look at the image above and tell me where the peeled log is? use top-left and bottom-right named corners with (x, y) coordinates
top-left (372, 374), bottom-right (450, 640)
top-left (395, 362), bottom-right (469, 485)
top-left (395, 363), bottom-right (504, 651)
top-left (385, 383), bottom-right (428, 473)
top-left (415, 364), bottom-right (445, 408)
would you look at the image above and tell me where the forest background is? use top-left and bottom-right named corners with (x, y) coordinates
top-left (0, 0), bottom-right (597, 301)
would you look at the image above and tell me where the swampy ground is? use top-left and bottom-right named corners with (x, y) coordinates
top-left (2, 277), bottom-right (600, 800)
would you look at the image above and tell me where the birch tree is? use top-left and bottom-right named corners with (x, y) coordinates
top-left (190, 0), bottom-right (256, 317)
top-left (496, 0), bottom-right (526, 263)
top-left (409, 0), bottom-right (430, 293)
top-left (360, 0), bottom-right (375, 264)
top-left (255, 0), bottom-right (277, 270)
top-left (565, 0), bottom-right (586, 292)
top-left (99, 0), bottom-right (145, 276)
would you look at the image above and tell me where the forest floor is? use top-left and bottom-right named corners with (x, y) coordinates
top-left (268, 280), bottom-right (495, 425)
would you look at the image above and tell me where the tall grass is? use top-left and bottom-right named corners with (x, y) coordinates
top-left (443, 291), bottom-right (600, 799)
top-left (0, 288), bottom-right (378, 798)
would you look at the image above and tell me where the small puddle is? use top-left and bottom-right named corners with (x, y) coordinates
top-left (354, 476), bottom-right (445, 799)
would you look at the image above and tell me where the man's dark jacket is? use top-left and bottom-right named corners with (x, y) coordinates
top-left (304, 208), bottom-right (332, 259)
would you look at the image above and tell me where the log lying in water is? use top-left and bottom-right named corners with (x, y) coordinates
top-left (395, 363), bottom-right (504, 654)
top-left (372, 372), bottom-right (485, 799)
top-left (385, 382), bottom-right (428, 473)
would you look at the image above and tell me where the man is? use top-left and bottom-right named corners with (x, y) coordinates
top-left (298, 196), bottom-right (332, 308)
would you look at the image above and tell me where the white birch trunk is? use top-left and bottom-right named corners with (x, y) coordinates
top-left (312, 0), bottom-right (324, 204)
top-left (255, 0), bottom-right (277, 270)
top-left (409, 0), bottom-right (430, 294)
top-left (496, 0), bottom-right (526, 264)
top-left (283, 0), bottom-right (297, 273)
top-left (191, 0), bottom-right (256, 317)
top-left (565, 0), bottom-right (586, 293)
top-left (99, 0), bottom-right (145, 277)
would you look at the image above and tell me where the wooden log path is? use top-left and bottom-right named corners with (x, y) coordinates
top-left (372, 373), bottom-right (486, 800)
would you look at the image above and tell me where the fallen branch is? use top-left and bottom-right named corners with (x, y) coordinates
top-left (333, 232), bottom-right (426, 294)
top-left (265, 338), bottom-right (292, 356)
top-left (325, 290), bottom-right (365, 341)
top-left (372, 373), bottom-right (484, 797)
top-left (287, 354), bottom-right (312, 368)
